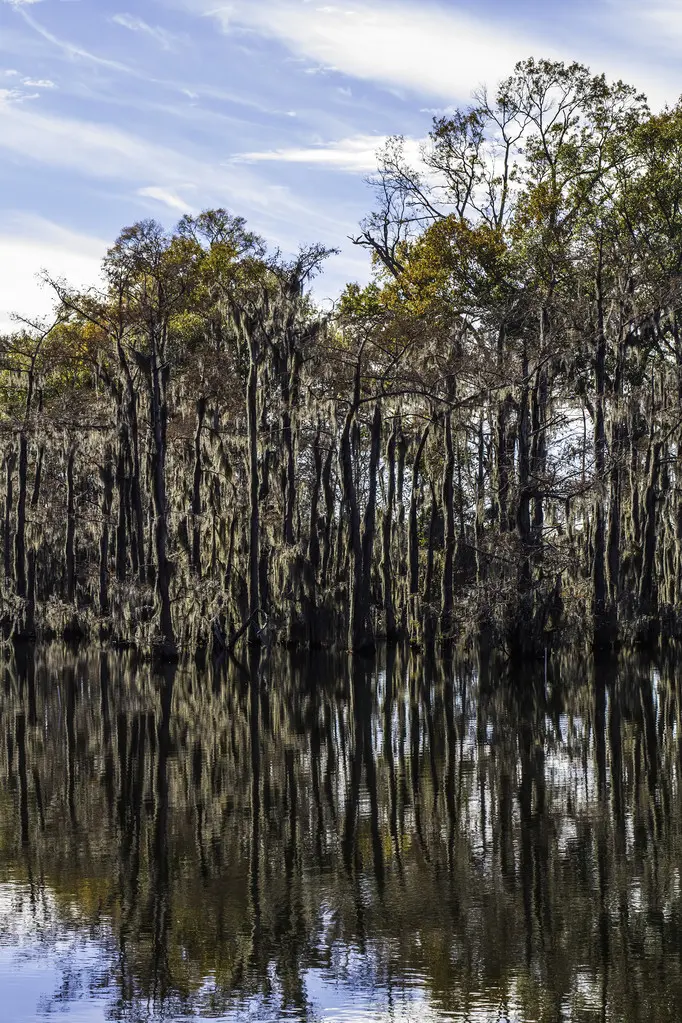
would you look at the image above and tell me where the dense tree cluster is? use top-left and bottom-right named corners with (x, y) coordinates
top-left (3, 58), bottom-right (682, 656)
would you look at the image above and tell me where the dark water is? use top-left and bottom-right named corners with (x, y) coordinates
top-left (0, 644), bottom-right (680, 1022)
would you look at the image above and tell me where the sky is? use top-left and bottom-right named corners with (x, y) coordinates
top-left (0, 0), bottom-right (681, 330)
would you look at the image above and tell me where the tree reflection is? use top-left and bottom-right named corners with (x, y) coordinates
top-left (2, 644), bottom-right (682, 1020)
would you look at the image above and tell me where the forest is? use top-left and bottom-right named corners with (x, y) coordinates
top-left (2, 57), bottom-right (682, 659)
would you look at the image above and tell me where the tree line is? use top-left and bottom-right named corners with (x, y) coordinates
top-left (2, 57), bottom-right (682, 657)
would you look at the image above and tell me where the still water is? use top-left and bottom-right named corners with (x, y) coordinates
top-left (0, 644), bottom-right (679, 1022)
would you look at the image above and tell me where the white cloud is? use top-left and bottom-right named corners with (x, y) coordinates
top-left (0, 91), bottom-right (196, 183)
top-left (196, 0), bottom-right (553, 101)
top-left (234, 134), bottom-right (389, 174)
top-left (17, 8), bottom-right (133, 73)
top-left (181, 0), bottom-right (681, 112)
top-left (0, 86), bottom-right (38, 102)
top-left (0, 216), bottom-right (106, 333)
top-left (603, 1), bottom-right (682, 51)
top-left (22, 77), bottom-right (55, 88)
top-left (0, 91), bottom-right (242, 199)
top-left (234, 133), bottom-right (426, 175)
top-left (138, 185), bottom-right (194, 213)
top-left (0, 90), bottom-right (354, 241)
top-left (111, 13), bottom-right (180, 51)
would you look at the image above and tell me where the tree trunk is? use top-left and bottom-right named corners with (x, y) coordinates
top-left (4, 447), bottom-right (15, 585)
top-left (356, 402), bottom-right (382, 653)
top-left (247, 333), bottom-right (261, 644)
top-left (396, 427), bottom-right (407, 548)
top-left (65, 443), bottom-right (76, 605)
top-left (149, 325), bottom-right (175, 656)
top-left (517, 346), bottom-right (532, 590)
top-left (494, 324), bottom-right (511, 531)
top-left (25, 547), bottom-right (36, 638)
top-left (280, 355), bottom-right (299, 547)
top-left (30, 443), bottom-right (43, 509)
top-left (99, 462), bottom-right (115, 617)
top-left (308, 423), bottom-right (323, 574)
top-left (607, 420), bottom-right (622, 606)
top-left (424, 481), bottom-right (438, 611)
top-left (14, 432), bottom-right (27, 598)
top-left (115, 419), bottom-right (130, 581)
top-left (441, 412), bottom-right (456, 636)
top-left (531, 362), bottom-right (548, 546)
top-left (408, 426), bottom-right (430, 599)
top-left (593, 256), bottom-right (608, 642)
top-left (192, 396), bottom-right (206, 578)
top-left (475, 413), bottom-right (486, 584)
top-left (321, 436), bottom-right (336, 590)
top-left (639, 440), bottom-right (661, 616)
top-left (339, 358), bottom-right (366, 652)
top-left (382, 418), bottom-right (398, 640)
top-left (360, 402), bottom-right (382, 646)
top-left (117, 339), bottom-right (146, 584)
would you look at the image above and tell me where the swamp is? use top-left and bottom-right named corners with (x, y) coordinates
top-left (2, 56), bottom-right (682, 1022)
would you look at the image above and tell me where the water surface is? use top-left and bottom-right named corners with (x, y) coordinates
top-left (0, 644), bottom-right (679, 1021)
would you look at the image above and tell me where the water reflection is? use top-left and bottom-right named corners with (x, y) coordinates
top-left (1, 643), bottom-right (682, 1021)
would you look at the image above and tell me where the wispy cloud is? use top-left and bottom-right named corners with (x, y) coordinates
top-left (193, 0), bottom-right (553, 101)
top-left (22, 76), bottom-right (55, 88)
top-left (0, 91), bottom-right (354, 240)
top-left (0, 90), bottom-right (235, 193)
top-left (234, 134), bottom-right (425, 175)
top-left (137, 185), bottom-right (194, 212)
top-left (17, 8), bottom-right (133, 73)
top-left (112, 13), bottom-right (180, 51)
top-left (599, 2), bottom-right (682, 62)
top-left (182, 0), bottom-right (682, 112)
top-left (0, 86), bottom-right (38, 102)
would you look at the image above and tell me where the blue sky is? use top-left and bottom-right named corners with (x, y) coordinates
top-left (0, 0), bottom-right (681, 328)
